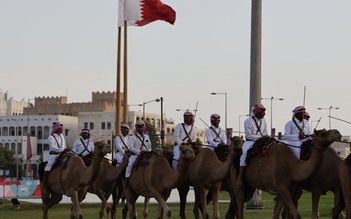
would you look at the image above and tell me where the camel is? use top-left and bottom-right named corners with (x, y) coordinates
top-left (40, 140), bottom-right (111, 219)
top-left (177, 136), bottom-right (244, 219)
top-left (233, 129), bottom-right (341, 219)
top-left (339, 153), bottom-right (351, 219)
top-left (124, 145), bottom-right (195, 219)
top-left (280, 146), bottom-right (345, 219)
top-left (86, 151), bottom-right (131, 219)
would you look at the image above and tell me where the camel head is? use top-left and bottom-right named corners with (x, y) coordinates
top-left (93, 140), bottom-right (112, 156)
top-left (313, 129), bottom-right (342, 149)
top-left (230, 136), bottom-right (244, 151)
top-left (179, 145), bottom-right (195, 161)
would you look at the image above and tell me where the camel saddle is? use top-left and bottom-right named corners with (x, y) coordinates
top-left (132, 151), bottom-right (154, 171)
top-left (214, 145), bottom-right (230, 162)
top-left (299, 139), bottom-right (313, 161)
top-left (51, 149), bottom-right (72, 170)
top-left (248, 137), bottom-right (275, 159)
top-left (81, 153), bottom-right (94, 167)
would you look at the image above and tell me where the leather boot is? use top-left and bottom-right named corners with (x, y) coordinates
top-left (237, 166), bottom-right (246, 186)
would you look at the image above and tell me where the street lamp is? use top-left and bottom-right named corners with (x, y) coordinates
top-left (143, 98), bottom-right (160, 122)
top-left (128, 103), bottom-right (142, 112)
top-left (261, 97), bottom-right (284, 134)
top-left (317, 106), bottom-right (339, 130)
top-left (238, 114), bottom-right (249, 136)
top-left (210, 92), bottom-right (227, 130)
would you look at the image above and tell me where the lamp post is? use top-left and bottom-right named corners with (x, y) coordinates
top-left (317, 106), bottom-right (339, 130)
top-left (210, 92), bottom-right (227, 130)
top-left (238, 114), bottom-right (249, 136)
top-left (143, 98), bottom-right (160, 122)
top-left (160, 97), bottom-right (164, 149)
top-left (128, 103), bottom-right (142, 112)
top-left (261, 97), bottom-right (284, 134)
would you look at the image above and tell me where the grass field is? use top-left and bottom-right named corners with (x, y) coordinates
top-left (0, 191), bottom-right (336, 219)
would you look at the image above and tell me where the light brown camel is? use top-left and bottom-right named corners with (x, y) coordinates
top-left (234, 129), bottom-right (341, 219)
top-left (87, 151), bottom-right (131, 219)
top-left (178, 136), bottom-right (244, 219)
top-left (280, 146), bottom-right (345, 219)
top-left (40, 141), bottom-right (111, 219)
top-left (339, 153), bottom-right (351, 219)
top-left (124, 145), bottom-right (195, 219)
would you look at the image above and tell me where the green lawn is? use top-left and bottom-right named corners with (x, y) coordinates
top-left (0, 191), bottom-right (336, 219)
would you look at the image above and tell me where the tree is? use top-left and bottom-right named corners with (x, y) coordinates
top-left (145, 121), bottom-right (160, 152)
top-left (0, 146), bottom-right (16, 177)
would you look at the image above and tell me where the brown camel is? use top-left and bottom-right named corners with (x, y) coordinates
top-left (339, 153), bottom-right (351, 219)
top-left (234, 129), bottom-right (341, 219)
top-left (87, 151), bottom-right (131, 219)
top-left (124, 145), bottom-right (195, 219)
top-left (40, 141), bottom-right (111, 219)
top-left (280, 146), bottom-right (345, 219)
top-left (178, 136), bottom-right (244, 219)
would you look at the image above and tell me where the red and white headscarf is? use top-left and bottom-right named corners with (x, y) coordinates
top-left (252, 104), bottom-right (266, 115)
top-left (292, 106), bottom-right (306, 116)
top-left (51, 122), bottom-right (63, 134)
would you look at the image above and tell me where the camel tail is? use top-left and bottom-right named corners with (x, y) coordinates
top-left (38, 162), bottom-right (47, 181)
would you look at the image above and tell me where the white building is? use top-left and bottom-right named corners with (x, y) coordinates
top-left (0, 115), bottom-right (78, 177)
top-left (0, 90), bottom-right (30, 116)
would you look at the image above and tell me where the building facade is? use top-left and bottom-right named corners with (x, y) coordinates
top-left (0, 115), bottom-right (78, 177)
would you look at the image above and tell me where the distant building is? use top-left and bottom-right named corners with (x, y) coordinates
top-left (23, 91), bottom-right (122, 116)
top-left (0, 90), bottom-right (29, 116)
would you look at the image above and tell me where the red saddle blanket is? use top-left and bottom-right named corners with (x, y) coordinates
top-left (251, 137), bottom-right (275, 157)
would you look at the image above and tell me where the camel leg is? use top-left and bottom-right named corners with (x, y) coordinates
top-left (311, 193), bottom-right (320, 219)
top-left (112, 183), bottom-right (124, 219)
top-left (143, 198), bottom-right (150, 219)
top-left (194, 187), bottom-right (209, 219)
top-left (95, 189), bottom-right (110, 219)
top-left (278, 189), bottom-right (301, 219)
top-left (332, 188), bottom-right (345, 219)
top-left (177, 184), bottom-right (190, 219)
top-left (272, 196), bottom-right (286, 219)
top-left (211, 183), bottom-right (221, 219)
top-left (70, 191), bottom-right (83, 219)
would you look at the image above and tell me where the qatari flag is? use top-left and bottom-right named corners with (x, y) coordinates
top-left (119, 0), bottom-right (176, 26)
top-left (27, 133), bottom-right (32, 160)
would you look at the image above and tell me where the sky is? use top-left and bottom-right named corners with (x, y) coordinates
top-left (1, 0), bottom-right (351, 136)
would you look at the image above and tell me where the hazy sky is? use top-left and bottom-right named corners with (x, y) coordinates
top-left (1, 0), bottom-right (351, 136)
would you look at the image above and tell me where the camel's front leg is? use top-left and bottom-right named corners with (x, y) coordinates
top-left (311, 193), bottom-right (321, 219)
top-left (177, 184), bottom-right (190, 219)
top-left (95, 188), bottom-right (111, 219)
top-left (278, 189), bottom-right (301, 219)
top-left (193, 187), bottom-right (209, 219)
top-left (70, 191), bottom-right (83, 219)
top-left (143, 198), bottom-right (150, 219)
top-left (211, 182), bottom-right (221, 219)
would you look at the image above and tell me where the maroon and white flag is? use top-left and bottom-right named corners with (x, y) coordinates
top-left (119, 0), bottom-right (176, 26)
top-left (27, 133), bottom-right (32, 160)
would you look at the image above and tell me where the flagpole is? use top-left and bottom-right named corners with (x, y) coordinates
top-left (123, 20), bottom-right (128, 124)
top-left (116, 26), bottom-right (122, 136)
